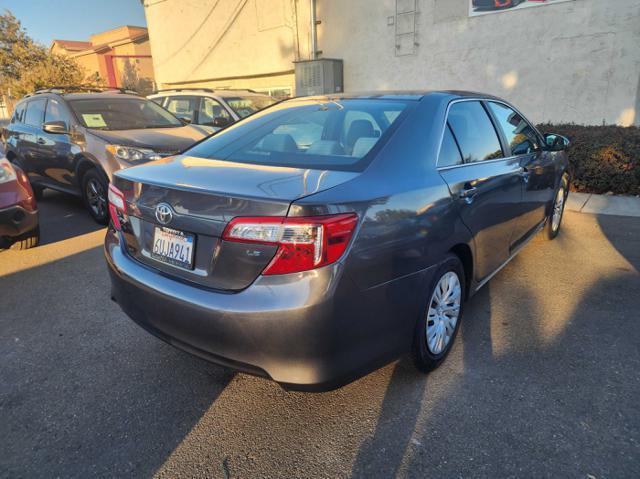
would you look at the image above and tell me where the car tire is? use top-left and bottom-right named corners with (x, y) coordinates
top-left (10, 226), bottom-right (40, 250)
top-left (32, 184), bottom-right (45, 201)
top-left (544, 174), bottom-right (569, 241)
top-left (412, 254), bottom-right (466, 373)
top-left (81, 169), bottom-right (109, 225)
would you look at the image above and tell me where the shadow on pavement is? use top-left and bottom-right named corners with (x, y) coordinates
top-left (349, 214), bottom-right (640, 478)
top-left (36, 189), bottom-right (103, 246)
top-left (0, 246), bottom-right (233, 478)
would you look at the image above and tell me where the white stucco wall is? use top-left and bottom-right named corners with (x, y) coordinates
top-left (317, 0), bottom-right (640, 126)
top-left (143, 0), bottom-right (312, 91)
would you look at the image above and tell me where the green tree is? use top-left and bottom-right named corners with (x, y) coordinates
top-left (0, 10), bottom-right (85, 100)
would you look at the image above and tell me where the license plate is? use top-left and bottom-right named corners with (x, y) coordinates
top-left (151, 226), bottom-right (195, 269)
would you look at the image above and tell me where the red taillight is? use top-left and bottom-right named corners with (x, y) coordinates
top-left (222, 213), bottom-right (359, 275)
top-left (108, 183), bottom-right (127, 230)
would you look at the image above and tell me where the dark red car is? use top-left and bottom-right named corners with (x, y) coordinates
top-left (0, 157), bottom-right (39, 249)
top-left (472, 0), bottom-right (525, 10)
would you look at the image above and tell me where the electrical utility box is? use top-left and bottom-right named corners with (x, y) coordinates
top-left (294, 59), bottom-right (344, 97)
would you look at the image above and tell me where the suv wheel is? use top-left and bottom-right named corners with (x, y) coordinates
top-left (412, 254), bottom-right (465, 373)
top-left (81, 169), bottom-right (109, 225)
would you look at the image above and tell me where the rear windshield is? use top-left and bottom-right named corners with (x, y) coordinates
top-left (186, 98), bottom-right (412, 171)
top-left (68, 98), bottom-right (182, 130)
top-left (225, 96), bottom-right (278, 118)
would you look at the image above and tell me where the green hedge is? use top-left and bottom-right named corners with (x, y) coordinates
top-left (537, 124), bottom-right (640, 196)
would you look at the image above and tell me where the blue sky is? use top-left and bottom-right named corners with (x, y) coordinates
top-left (0, 0), bottom-right (147, 46)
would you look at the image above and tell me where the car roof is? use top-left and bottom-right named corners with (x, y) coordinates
top-left (285, 90), bottom-right (504, 102)
top-left (148, 89), bottom-right (272, 98)
top-left (18, 91), bottom-right (145, 103)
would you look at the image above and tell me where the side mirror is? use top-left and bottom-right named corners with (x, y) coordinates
top-left (212, 116), bottom-right (231, 128)
top-left (43, 120), bottom-right (69, 135)
top-left (543, 133), bottom-right (570, 151)
top-left (178, 116), bottom-right (192, 125)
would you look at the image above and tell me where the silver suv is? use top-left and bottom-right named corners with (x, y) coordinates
top-left (148, 88), bottom-right (278, 133)
top-left (3, 87), bottom-right (209, 223)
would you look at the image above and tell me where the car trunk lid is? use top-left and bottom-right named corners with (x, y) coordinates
top-left (113, 154), bottom-right (358, 291)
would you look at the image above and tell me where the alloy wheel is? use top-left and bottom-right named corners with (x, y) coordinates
top-left (86, 178), bottom-right (106, 219)
top-left (552, 186), bottom-right (565, 232)
top-left (426, 271), bottom-right (461, 355)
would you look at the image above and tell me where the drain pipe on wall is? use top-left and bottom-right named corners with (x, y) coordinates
top-left (310, 0), bottom-right (318, 59)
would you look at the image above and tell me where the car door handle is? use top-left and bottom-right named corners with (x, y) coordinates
top-left (459, 186), bottom-right (478, 204)
top-left (36, 137), bottom-right (46, 145)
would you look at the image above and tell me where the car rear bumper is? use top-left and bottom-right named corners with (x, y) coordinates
top-left (0, 205), bottom-right (38, 238)
top-left (105, 228), bottom-right (421, 391)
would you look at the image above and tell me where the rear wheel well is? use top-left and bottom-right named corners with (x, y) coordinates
top-left (76, 160), bottom-right (107, 188)
top-left (449, 244), bottom-right (473, 299)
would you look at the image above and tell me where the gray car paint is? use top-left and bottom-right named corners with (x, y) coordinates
top-left (105, 90), bottom-right (569, 391)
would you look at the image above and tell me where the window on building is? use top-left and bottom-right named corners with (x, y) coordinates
top-left (438, 123), bottom-right (463, 168)
top-left (24, 99), bottom-right (46, 127)
top-left (447, 101), bottom-right (503, 163)
top-left (198, 97), bottom-right (231, 126)
top-left (487, 101), bottom-right (540, 156)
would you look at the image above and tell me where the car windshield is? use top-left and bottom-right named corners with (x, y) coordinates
top-left (225, 96), bottom-right (278, 118)
top-left (186, 98), bottom-right (412, 171)
top-left (68, 97), bottom-right (183, 130)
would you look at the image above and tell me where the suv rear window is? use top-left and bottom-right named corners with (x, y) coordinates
top-left (186, 99), bottom-right (412, 171)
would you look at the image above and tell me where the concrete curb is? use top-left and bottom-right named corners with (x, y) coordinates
top-left (566, 192), bottom-right (640, 218)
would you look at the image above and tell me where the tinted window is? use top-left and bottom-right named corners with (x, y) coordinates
top-left (198, 97), bottom-right (231, 126)
top-left (448, 101), bottom-right (502, 163)
top-left (187, 99), bottom-right (411, 171)
top-left (438, 123), bottom-right (463, 167)
top-left (487, 102), bottom-right (540, 155)
top-left (68, 98), bottom-right (182, 130)
top-left (24, 99), bottom-right (46, 127)
top-left (11, 103), bottom-right (26, 123)
top-left (45, 98), bottom-right (72, 124)
top-left (165, 96), bottom-right (197, 123)
top-left (225, 96), bottom-right (277, 118)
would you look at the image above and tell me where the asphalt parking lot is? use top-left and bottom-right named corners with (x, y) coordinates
top-left (1, 190), bottom-right (639, 479)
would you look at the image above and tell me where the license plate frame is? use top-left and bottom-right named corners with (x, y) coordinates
top-left (151, 226), bottom-right (196, 270)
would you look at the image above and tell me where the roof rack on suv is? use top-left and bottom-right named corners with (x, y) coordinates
top-left (151, 87), bottom-right (258, 94)
top-left (23, 86), bottom-right (140, 98)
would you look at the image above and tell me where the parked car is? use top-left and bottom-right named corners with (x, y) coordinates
top-left (0, 157), bottom-right (39, 249)
top-left (472, 0), bottom-right (526, 10)
top-left (148, 88), bottom-right (278, 133)
top-left (3, 87), bottom-right (210, 224)
top-left (105, 91), bottom-right (570, 391)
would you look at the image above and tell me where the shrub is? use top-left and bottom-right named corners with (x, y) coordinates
top-left (537, 124), bottom-right (640, 196)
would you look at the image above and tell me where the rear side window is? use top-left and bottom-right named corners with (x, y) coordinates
top-left (165, 96), bottom-right (197, 123)
top-left (487, 101), bottom-right (540, 155)
top-left (11, 103), bottom-right (26, 123)
top-left (438, 123), bottom-right (463, 167)
top-left (187, 99), bottom-right (412, 172)
top-left (198, 97), bottom-right (232, 125)
top-left (447, 101), bottom-right (503, 163)
top-left (24, 99), bottom-right (46, 127)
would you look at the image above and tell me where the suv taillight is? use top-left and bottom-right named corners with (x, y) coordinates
top-left (223, 213), bottom-right (359, 275)
top-left (108, 184), bottom-right (128, 230)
